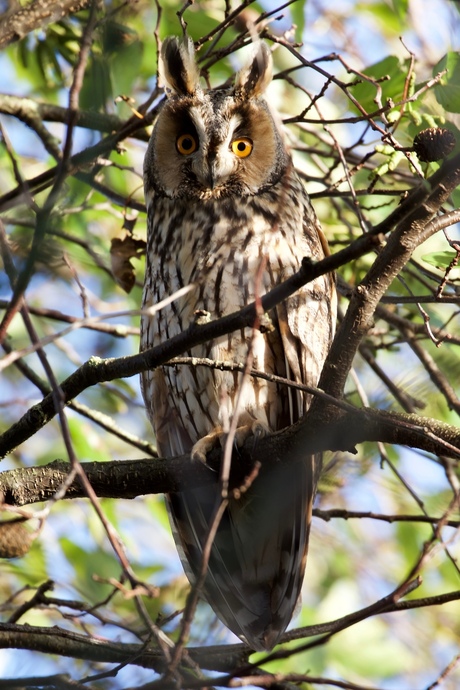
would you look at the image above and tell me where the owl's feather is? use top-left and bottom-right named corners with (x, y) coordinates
top-left (234, 41), bottom-right (272, 97)
top-left (141, 36), bottom-right (336, 651)
top-left (160, 35), bottom-right (200, 96)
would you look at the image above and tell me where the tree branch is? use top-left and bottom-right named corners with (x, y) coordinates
top-left (317, 153), bottom-right (460, 402)
top-left (0, 105), bottom-right (156, 214)
top-left (1, 404), bottom-right (459, 507)
top-left (0, 0), bottom-right (91, 48)
top-left (0, 94), bottom-right (150, 142)
top-left (0, 588), bottom-right (458, 675)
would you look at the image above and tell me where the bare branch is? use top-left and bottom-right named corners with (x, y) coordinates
top-left (1, 402), bottom-right (459, 509)
top-left (318, 153), bottom-right (460, 401)
top-left (0, 0), bottom-right (91, 48)
top-left (0, 94), bottom-right (150, 142)
top-left (0, 587), bottom-right (458, 674)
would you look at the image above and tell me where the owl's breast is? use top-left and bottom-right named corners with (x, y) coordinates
top-left (141, 180), bottom-right (330, 445)
top-left (144, 188), bottom-right (322, 351)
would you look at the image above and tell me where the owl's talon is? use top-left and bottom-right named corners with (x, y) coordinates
top-left (233, 421), bottom-right (269, 449)
top-left (250, 422), bottom-right (267, 453)
top-left (191, 421), bottom-right (269, 464)
top-left (252, 421), bottom-right (269, 440)
top-left (191, 444), bottom-right (210, 464)
top-left (191, 430), bottom-right (222, 464)
top-left (193, 309), bottom-right (211, 326)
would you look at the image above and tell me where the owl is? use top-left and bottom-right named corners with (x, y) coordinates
top-left (140, 36), bottom-right (336, 651)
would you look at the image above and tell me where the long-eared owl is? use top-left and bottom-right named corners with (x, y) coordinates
top-left (141, 36), bottom-right (336, 651)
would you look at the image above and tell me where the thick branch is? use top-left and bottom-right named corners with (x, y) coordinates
top-left (1, 405), bottom-right (459, 507)
top-left (0, 621), bottom-right (170, 673)
top-left (0, 588), bottom-right (458, 673)
top-left (0, 0), bottom-right (91, 48)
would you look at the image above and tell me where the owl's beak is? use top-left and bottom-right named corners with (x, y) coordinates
top-left (203, 166), bottom-right (216, 190)
top-left (192, 161), bottom-right (214, 190)
top-left (194, 156), bottom-right (230, 191)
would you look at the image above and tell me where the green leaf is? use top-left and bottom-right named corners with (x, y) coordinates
top-left (6, 539), bottom-right (48, 586)
top-left (80, 54), bottom-right (112, 111)
top-left (421, 251), bottom-right (457, 269)
top-left (356, 3), bottom-right (408, 34)
top-left (66, 418), bottom-right (111, 462)
top-left (349, 55), bottom-right (409, 115)
top-left (290, 2), bottom-right (305, 41)
top-left (60, 538), bottom-right (117, 599)
top-left (111, 38), bottom-right (144, 99)
top-left (433, 52), bottom-right (460, 113)
top-left (391, 0), bottom-right (409, 17)
top-left (396, 521), bottom-right (429, 563)
top-left (452, 185), bottom-right (460, 210)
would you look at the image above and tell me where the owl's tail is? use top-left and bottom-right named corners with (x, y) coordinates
top-left (167, 453), bottom-right (319, 651)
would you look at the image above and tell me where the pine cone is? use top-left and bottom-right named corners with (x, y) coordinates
top-left (0, 519), bottom-right (33, 558)
top-left (413, 127), bottom-right (456, 162)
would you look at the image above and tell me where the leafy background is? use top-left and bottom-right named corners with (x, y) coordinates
top-left (0, 0), bottom-right (460, 688)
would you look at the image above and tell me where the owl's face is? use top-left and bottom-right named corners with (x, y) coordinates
top-left (144, 38), bottom-right (290, 201)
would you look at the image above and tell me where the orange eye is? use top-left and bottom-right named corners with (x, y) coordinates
top-left (231, 137), bottom-right (253, 158)
top-left (176, 134), bottom-right (197, 155)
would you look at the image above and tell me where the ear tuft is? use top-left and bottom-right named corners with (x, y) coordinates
top-left (159, 36), bottom-right (200, 96)
top-left (234, 42), bottom-right (272, 98)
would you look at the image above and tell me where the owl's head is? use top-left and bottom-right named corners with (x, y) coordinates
top-left (144, 36), bottom-right (290, 201)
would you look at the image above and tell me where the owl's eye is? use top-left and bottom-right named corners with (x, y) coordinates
top-left (231, 138), bottom-right (253, 158)
top-left (176, 134), bottom-right (198, 155)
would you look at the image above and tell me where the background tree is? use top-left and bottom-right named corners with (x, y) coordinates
top-left (0, 1), bottom-right (460, 688)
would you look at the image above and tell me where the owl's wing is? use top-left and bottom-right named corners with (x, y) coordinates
top-left (167, 452), bottom-right (317, 651)
top-left (144, 367), bottom-right (193, 458)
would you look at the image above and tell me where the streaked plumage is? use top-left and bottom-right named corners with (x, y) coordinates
top-left (140, 36), bottom-right (336, 651)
